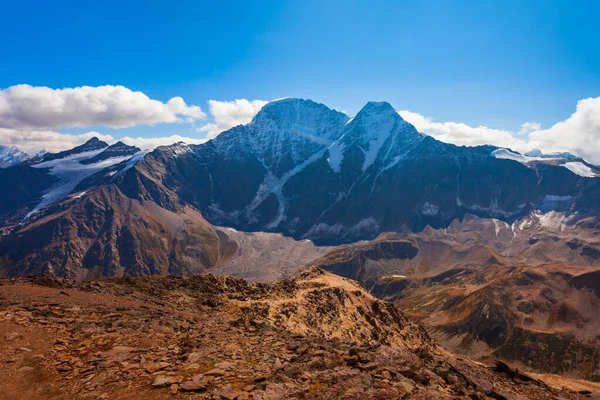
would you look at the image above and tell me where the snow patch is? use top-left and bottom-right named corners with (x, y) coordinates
top-left (533, 211), bottom-right (576, 232)
top-left (456, 197), bottom-right (525, 218)
top-left (327, 138), bottom-right (346, 173)
top-left (492, 148), bottom-right (560, 164)
top-left (518, 219), bottom-right (532, 230)
top-left (290, 124), bottom-right (333, 146)
top-left (27, 149), bottom-right (141, 217)
top-left (492, 219), bottom-right (509, 236)
top-left (246, 146), bottom-right (330, 227)
top-left (170, 143), bottom-right (192, 156)
top-left (359, 115), bottom-right (406, 171)
top-left (113, 150), bottom-right (149, 179)
top-left (302, 217), bottom-right (380, 241)
top-left (71, 191), bottom-right (87, 199)
top-left (562, 162), bottom-right (597, 178)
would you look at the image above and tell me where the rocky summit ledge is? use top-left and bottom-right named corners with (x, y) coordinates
top-left (0, 269), bottom-right (597, 399)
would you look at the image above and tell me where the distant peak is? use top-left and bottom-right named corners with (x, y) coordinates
top-left (364, 100), bottom-right (395, 110)
top-left (104, 141), bottom-right (140, 152)
top-left (80, 137), bottom-right (109, 149)
top-left (349, 101), bottom-right (403, 126)
top-left (108, 141), bottom-right (129, 148)
top-left (354, 101), bottom-right (399, 119)
top-left (250, 98), bottom-right (349, 128)
top-left (85, 137), bottom-right (103, 144)
top-left (259, 97), bottom-right (320, 112)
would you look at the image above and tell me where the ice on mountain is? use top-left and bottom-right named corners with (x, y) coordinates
top-left (492, 148), bottom-right (560, 164)
top-left (562, 162), bottom-right (597, 178)
top-left (27, 149), bottom-right (142, 217)
top-left (327, 101), bottom-right (424, 173)
top-left (113, 150), bottom-right (149, 179)
top-left (327, 139), bottom-right (346, 173)
top-left (456, 197), bottom-right (525, 219)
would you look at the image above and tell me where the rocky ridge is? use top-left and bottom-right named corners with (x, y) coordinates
top-left (1, 268), bottom-right (598, 399)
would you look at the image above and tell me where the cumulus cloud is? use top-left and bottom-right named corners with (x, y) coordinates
top-left (0, 84), bottom-right (206, 130)
top-left (518, 122), bottom-right (542, 135)
top-left (198, 99), bottom-right (268, 139)
top-left (398, 110), bottom-right (530, 153)
top-left (0, 128), bottom-right (114, 153)
top-left (528, 97), bottom-right (600, 165)
top-left (400, 97), bottom-right (600, 165)
top-left (0, 129), bottom-right (207, 154)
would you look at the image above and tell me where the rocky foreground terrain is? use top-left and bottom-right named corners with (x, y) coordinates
top-left (1, 267), bottom-right (600, 400)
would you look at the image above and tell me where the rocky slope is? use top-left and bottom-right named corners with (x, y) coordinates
top-left (1, 268), bottom-right (598, 399)
top-left (0, 183), bottom-right (331, 281)
top-left (313, 213), bottom-right (600, 380)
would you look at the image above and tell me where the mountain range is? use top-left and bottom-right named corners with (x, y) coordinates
top-left (1, 97), bottom-right (599, 278)
top-left (1, 98), bottom-right (600, 384)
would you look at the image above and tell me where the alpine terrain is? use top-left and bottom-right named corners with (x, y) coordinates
top-left (1, 98), bottom-right (600, 398)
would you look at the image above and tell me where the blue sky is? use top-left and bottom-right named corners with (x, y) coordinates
top-left (1, 0), bottom-right (600, 160)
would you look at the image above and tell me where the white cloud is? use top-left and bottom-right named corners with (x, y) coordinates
top-left (528, 97), bottom-right (600, 165)
top-left (0, 84), bottom-right (206, 130)
top-left (398, 110), bottom-right (530, 153)
top-left (400, 97), bottom-right (600, 165)
top-left (198, 99), bottom-right (268, 139)
top-left (519, 122), bottom-right (542, 135)
top-left (0, 128), bottom-right (207, 154)
top-left (0, 128), bottom-right (114, 153)
top-left (3, 89), bottom-right (600, 166)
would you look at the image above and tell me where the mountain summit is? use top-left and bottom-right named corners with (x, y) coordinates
top-left (0, 145), bottom-right (30, 168)
top-left (0, 98), bottom-right (599, 277)
top-left (328, 101), bottom-right (424, 173)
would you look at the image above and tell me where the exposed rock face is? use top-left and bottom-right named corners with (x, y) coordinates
top-left (0, 268), bottom-right (595, 399)
top-left (36, 137), bottom-right (108, 163)
top-left (316, 237), bottom-right (419, 288)
top-left (80, 141), bottom-right (140, 165)
top-left (1, 99), bottom-right (600, 386)
top-left (0, 164), bottom-right (57, 227)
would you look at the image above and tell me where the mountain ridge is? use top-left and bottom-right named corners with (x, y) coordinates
top-left (0, 97), bottom-right (599, 275)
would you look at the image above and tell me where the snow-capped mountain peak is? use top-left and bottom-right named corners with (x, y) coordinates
top-left (0, 145), bottom-right (30, 168)
top-left (208, 98), bottom-right (349, 177)
top-left (38, 137), bottom-right (109, 163)
top-left (328, 101), bottom-right (424, 172)
top-left (250, 98), bottom-right (349, 140)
